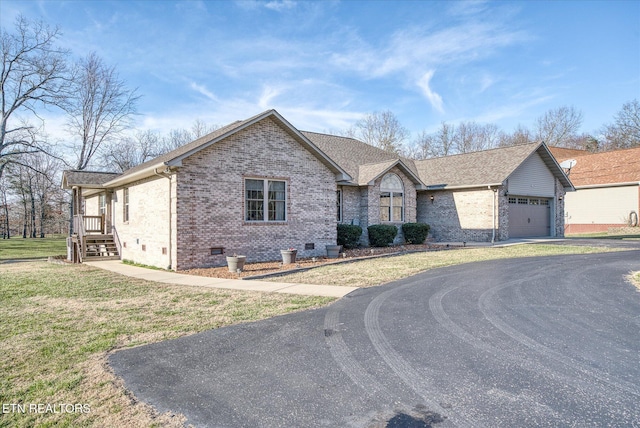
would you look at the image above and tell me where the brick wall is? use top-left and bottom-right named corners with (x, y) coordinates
top-left (340, 167), bottom-right (417, 246)
top-left (112, 176), bottom-right (173, 269)
top-left (339, 186), bottom-right (360, 226)
top-left (173, 117), bottom-right (337, 269)
top-left (418, 187), bottom-right (499, 242)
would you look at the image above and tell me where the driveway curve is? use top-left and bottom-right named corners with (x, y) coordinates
top-left (110, 250), bottom-right (640, 427)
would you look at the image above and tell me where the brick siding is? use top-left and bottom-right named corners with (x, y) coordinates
top-left (173, 117), bottom-right (337, 269)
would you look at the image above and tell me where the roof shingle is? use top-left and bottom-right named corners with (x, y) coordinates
top-left (62, 170), bottom-right (120, 189)
top-left (555, 146), bottom-right (640, 187)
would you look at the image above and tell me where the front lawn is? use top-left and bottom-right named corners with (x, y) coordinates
top-left (0, 237), bottom-right (67, 260)
top-left (0, 261), bottom-right (333, 427)
top-left (267, 244), bottom-right (625, 287)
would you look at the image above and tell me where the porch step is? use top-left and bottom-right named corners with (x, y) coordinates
top-left (84, 234), bottom-right (120, 260)
top-left (83, 255), bottom-right (121, 261)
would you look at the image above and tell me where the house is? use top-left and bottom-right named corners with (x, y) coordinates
top-left (550, 146), bottom-right (640, 234)
top-left (412, 144), bottom-right (573, 241)
top-left (62, 109), bottom-right (573, 270)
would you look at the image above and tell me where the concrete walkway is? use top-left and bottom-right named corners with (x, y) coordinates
top-left (84, 260), bottom-right (357, 298)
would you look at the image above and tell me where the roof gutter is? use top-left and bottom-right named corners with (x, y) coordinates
top-left (103, 162), bottom-right (169, 188)
top-left (424, 183), bottom-right (503, 191)
top-left (573, 181), bottom-right (640, 190)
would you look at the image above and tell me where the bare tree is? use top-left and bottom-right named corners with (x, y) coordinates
top-left (499, 124), bottom-right (533, 147)
top-left (404, 130), bottom-right (438, 160)
top-left (601, 99), bottom-right (640, 150)
top-left (0, 176), bottom-right (10, 238)
top-left (454, 121), bottom-right (501, 154)
top-left (0, 15), bottom-right (69, 179)
top-left (432, 122), bottom-right (456, 157)
top-left (30, 152), bottom-right (62, 237)
top-left (534, 106), bottom-right (583, 147)
top-left (67, 52), bottom-right (139, 170)
top-left (156, 121), bottom-right (220, 154)
top-left (101, 130), bottom-right (162, 172)
top-left (346, 111), bottom-right (410, 154)
top-left (190, 118), bottom-right (218, 139)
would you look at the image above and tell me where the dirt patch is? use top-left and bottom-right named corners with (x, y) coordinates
top-left (181, 244), bottom-right (454, 279)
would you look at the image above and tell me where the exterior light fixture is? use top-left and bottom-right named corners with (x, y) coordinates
top-left (430, 195), bottom-right (435, 203)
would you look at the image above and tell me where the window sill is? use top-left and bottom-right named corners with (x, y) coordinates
top-left (243, 221), bottom-right (288, 226)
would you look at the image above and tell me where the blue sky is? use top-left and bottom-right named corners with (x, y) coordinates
top-left (2, 0), bottom-right (639, 141)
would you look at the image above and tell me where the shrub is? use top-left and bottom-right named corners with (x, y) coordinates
top-left (367, 224), bottom-right (398, 247)
top-left (402, 223), bottom-right (430, 244)
top-left (337, 224), bottom-right (363, 249)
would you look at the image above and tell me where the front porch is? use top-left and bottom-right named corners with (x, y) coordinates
top-left (69, 214), bottom-right (120, 263)
top-left (61, 170), bottom-right (122, 264)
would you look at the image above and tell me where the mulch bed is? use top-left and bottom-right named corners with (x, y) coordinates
top-left (180, 243), bottom-right (457, 280)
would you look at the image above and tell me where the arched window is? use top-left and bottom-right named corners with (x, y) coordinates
top-left (380, 173), bottom-right (404, 222)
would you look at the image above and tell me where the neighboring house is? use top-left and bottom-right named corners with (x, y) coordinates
top-left (550, 146), bottom-right (640, 234)
top-left (62, 109), bottom-right (573, 270)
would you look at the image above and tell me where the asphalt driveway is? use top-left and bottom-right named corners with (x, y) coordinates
top-left (110, 249), bottom-right (640, 427)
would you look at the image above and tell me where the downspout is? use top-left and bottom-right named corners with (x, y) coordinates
top-left (490, 186), bottom-right (497, 244)
top-left (154, 166), bottom-right (173, 270)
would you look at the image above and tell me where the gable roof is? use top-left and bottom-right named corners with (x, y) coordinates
top-left (357, 159), bottom-right (426, 188)
top-left (557, 146), bottom-right (640, 187)
top-left (414, 142), bottom-right (573, 190)
top-left (302, 131), bottom-right (424, 187)
top-left (61, 170), bottom-right (120, 189)
top-left (104, 110), bottom-right (350, 187)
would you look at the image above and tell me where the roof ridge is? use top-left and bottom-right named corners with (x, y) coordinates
top-left (65, 169), bottom-right (120, 174)
top-left (416, 142), bottom-right (540, 162)
top-left (357, 158), bottom-right (398, 168)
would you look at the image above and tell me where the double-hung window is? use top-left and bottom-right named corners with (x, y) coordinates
top-left (245, 179), bottom-right (286, 222)
top-left (380, 173), bottom-right (404, 222)
top-left (99, 194), bottom-right (106, 216)
top-left (123, 188), bottom-right (130, 222)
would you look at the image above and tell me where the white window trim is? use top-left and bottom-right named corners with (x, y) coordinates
top-left (99, 194), bottom-right (106, 216)
top-left (244, 178), bottom-right (287, 222)
top-left (123, 188), bottom-right (130, 223)
top-left (380, 173), bottom-right (404, 222)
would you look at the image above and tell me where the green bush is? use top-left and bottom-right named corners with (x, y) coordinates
top-left (337, 224), bottom-right (363, 249)
top-left (367, 224), bottom-right (398, 247)
top-left (402, 223), bottom-right (430, 244)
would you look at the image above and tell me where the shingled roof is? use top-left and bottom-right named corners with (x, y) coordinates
top-left (61, 170), bottom-right (120, 189)
top-left (413, 142), bottom-right (572, 190)
top-left (548, 146), bottom-right (590, 162)
top-left (557, 146), bottom-right (640, 187)
top-left (302, 131), bottom-right (424, 187)
top-left (103, 110), bottom-right (350, 187)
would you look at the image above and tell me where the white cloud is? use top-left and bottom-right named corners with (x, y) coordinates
top-left (473, 95), bottom-right (554, 124)
top-left (264, 0), bottom-right (296, 12)
top-left (189, 82), bottom-right (219, 102)
top-left (258, 85), bottom-right (282, 109)
top-left (417, 71), bottom-right (444, 113)
top-left (479, 74), bottom-right (495, 93)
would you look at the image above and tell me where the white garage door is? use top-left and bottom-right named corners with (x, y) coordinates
top-left (508, 197), bottom-right (551, 238)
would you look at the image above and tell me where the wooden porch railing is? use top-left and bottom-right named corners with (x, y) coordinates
top-left (71, 214), bottom-right (106, 263)
top-left (83, 215), bottom-right (105, 234)
top-left (73, 214), bottom-right (105, 235)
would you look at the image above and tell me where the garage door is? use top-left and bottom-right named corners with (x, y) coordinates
top-left (508, 197), bottom-right (551, 238)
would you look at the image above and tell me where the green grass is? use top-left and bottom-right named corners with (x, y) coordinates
top-left (122, 259), bottom-right (168, 271)
top-left (567, 232), bottom-right (640, 239)
top-left (0, 237), bottom-right (67, 260)
top-left (267, 244), bottom-right (627, 287)
top-left (0, 261), bottom-right (334, 427)
top-left (632, 272), bottom-right (640, 290)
